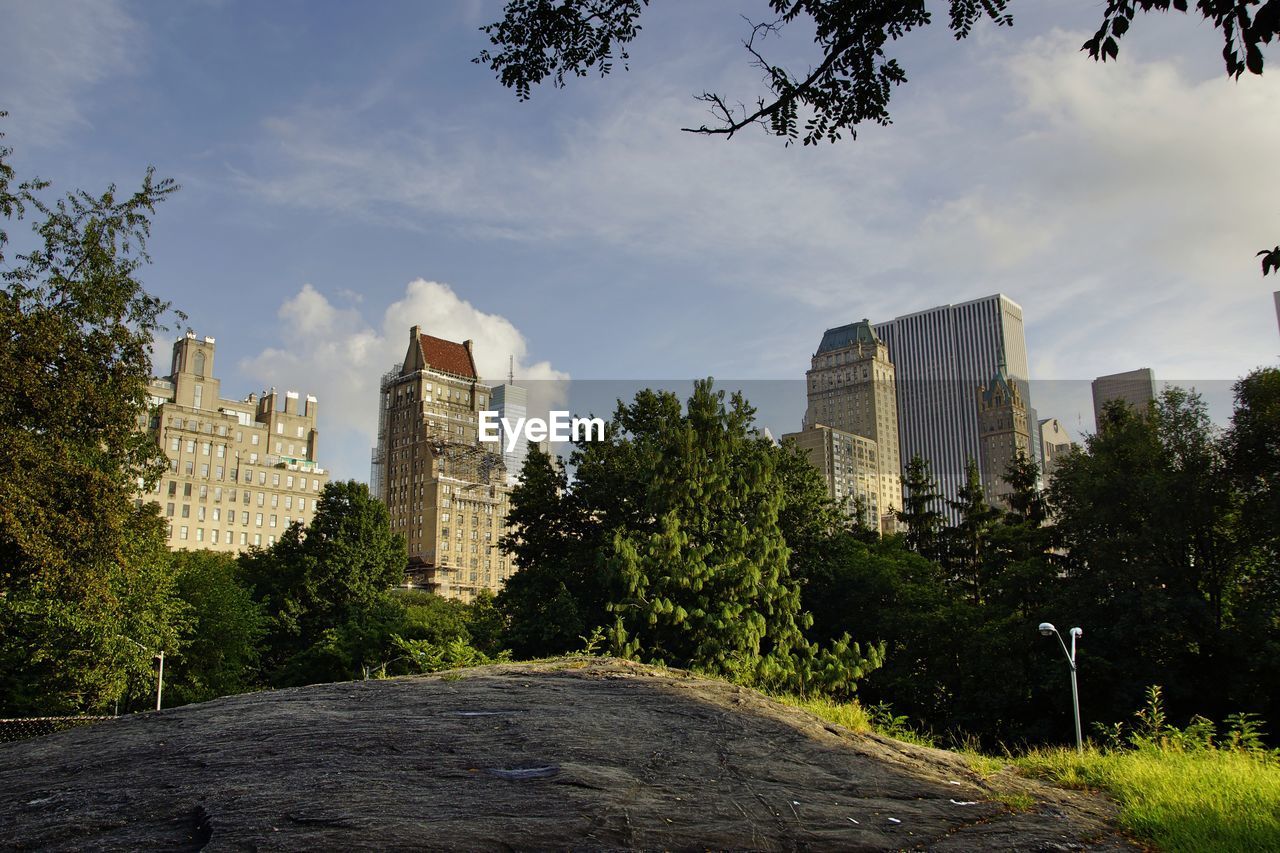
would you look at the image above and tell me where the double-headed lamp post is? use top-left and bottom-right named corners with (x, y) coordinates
top-left (1039, 622), bottom-right (1084, 753)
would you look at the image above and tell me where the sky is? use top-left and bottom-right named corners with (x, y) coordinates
top-left (2, 0), bottom-right (1277, 482)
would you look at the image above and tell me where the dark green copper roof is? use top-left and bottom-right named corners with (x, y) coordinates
top-left (816, 319), bottom-right (880, 354)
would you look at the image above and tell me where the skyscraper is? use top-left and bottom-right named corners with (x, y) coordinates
top-left (142, 332), bottom-right (329, 552)
top-left (1038, 417), bottom-right (1075, 481)
top-left (490, 381), bottom-right (529, 485)
top-left (781, 424), bottom-right (884, 529)
top-left (802, 319), bottom-right (902, 530)
top-left (376, 326), bottom-right (513, 602)
top-left (1091, 368), bottom-right (1156, 429)
top-left (874, 294), bottom-right (1036, 518)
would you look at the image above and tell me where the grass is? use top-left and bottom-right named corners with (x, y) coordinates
top-left (773, 693), bottom-right (873, 734)
top-left (772, 689), bottom-right (1280, 851)
top-left (1015, 745), bottom-right (1280, 853)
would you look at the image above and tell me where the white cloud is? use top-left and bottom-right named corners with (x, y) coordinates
top-left (239, 279), bottom-right (568, 482)
top-left (238, 20), bottom-right (1280, 384)
top-left (0, 0), bottom-right (139, 146)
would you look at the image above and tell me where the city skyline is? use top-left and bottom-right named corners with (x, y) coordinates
top-left (5, 1), bottom-right (1277, 482)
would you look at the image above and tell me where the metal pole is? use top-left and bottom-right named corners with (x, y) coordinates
top-left (155, 651), bottom-right (164, 711)
top-left (1070, 662), bottom-right (1082, 753)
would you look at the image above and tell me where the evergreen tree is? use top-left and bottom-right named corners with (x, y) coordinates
top-left (945, 459), bottom-right (1000, 604)
top-left (897, 455), bottom-right (945, 562)
top-left (606, 380), bottom-right (882, 695)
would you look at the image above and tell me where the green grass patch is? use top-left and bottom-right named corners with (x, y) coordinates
top-left (1016, 746), bottom-right (1280, 853)
top-left (773, 693), bottom-right (873, 733)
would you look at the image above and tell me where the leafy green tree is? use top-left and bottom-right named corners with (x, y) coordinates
top-left (605, 380), bottom-right (882, 694)
top-left (240, 480), bottom-right (407, 685)
top-left (0, 124), bottom-right (183, 714)
top-left (1047, 389), bottom-right (1242, 727)
top-left (166, 550), bottom-right (264, 706)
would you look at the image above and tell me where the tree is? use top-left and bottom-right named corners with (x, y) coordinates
top-left (476, 2), bottom-right (1279, 269)
top-left (239, 480), bottom-right (408, 685)
top-left (605, 380), bottom-right (882, 694)
top-left (166, 550), bottom-right (264, 706)
top-left (0, 121), bottom-right (184, 714)
top-left (897, 455), bottom-right (945, 562)
top-left (944, 459), bottom-right (1000, 605)
top-left (478, 1), bottom-right (1276, 144)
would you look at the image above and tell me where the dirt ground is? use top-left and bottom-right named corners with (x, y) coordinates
top-left (0, 658), bottom-right (1135, 851)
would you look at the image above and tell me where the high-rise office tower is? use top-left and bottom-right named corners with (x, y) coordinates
top-left (874, 294), bottom-right (1036, 518)
top-left (976, 359), bottom-right (1031, 508)
top-left (142, 332), bottom-right (329, 552)
top-left (490, 380), bottom-right (528, 485)
top-left (1092, 368), bottom-right (1156, 430)
top-left (376, 326), bottom-right (513, 602)
top-left (802, 319), bottom-right (902, 530)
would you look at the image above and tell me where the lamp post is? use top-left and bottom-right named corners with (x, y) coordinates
top-left (122, 637), bottom-right (165, 712)
top-left (1039, 622), bottom-right (1083, 753)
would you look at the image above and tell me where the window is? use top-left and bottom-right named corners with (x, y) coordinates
top-left (183, 483), bottom-right (192, 498)
top-left (258, 472), bottom-right (266, 485)
top-left (276, 423), bottom-right (283, 434)
top-left (197, 506), bottom-right (206, 522)
top-left (296, 426), bottom-right (304, 437)
top-left (275, 442), bottom-right (282, 453)
top-left (165, 503), bottom-right (174, 517)
top-left (169, 437), bottom-right (179, 452)
top-left (186, 440), bottom-right (195, 453)
top-left (239, 533), bottom-right (247, 545)
top-left (196, 528), bottom-right (204, 542)
top-left (271, 495), bottom-right (278, 508)
top-left (241, 511), bottom-right (249, 525)
top-left (181, 505), bottom-right (190, 519)
top-left (273, 474), bottom-right (280, 486)
top-left (215, 466), bottom-right (223, 480)
top-left (168, 481), bottom-right (177, 497)
top-left (270, 515), bottom-right (277, 528)
top-left (249, 453), bottom-right (258, 464)
top-left (287, 476), bottom-right (294, 488)
top-left (200, 464), bottom-right (209, 478)
top-left (211, 530), bottom-right (219, 544)
top-left (251, 434), bottom-right (259, 446)
top-left (214, 487), bottom-right (222, 502)
top-left (202, 442), bottom-right (210, 456)
top-left (212, 508), bottom-right (221, 522)
top-left (217, 445), bottom-right (225, 459)
top-left (255, 513), bottom-right (263, 527)
top-left (254, 534), bottom-right (261, 546)
top-left (184, 461), bottom-right (194, 475)
top-left (257, 492), bottom-right (264, 507)
top-left (199, 485), bottom-right (208, 499)
top-left (285, 496), bottom-right (292, 510)
top-left (180, 526), bottom-right (188, 541)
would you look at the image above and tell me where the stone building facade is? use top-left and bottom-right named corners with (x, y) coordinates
top-left (376, 326), bottom-right (513, 602)
top-left (141, 333), bottom-right (329, 552)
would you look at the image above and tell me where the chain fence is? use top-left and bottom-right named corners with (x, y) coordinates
top-left (0, 716), bottom-right (116, 744)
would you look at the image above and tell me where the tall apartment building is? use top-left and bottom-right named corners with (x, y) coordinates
top-left (1038, 417), bottom-right (1074, 481)
top-left (782, 425), bottom-right (883, 529)
top-left (802, 319), bottom-right (902, 530)
top-left (874, 294), bottom-right (1037, 519)
top-left (141, 333), bottom-right (329, 552)
top-left (976, 360), bottom-right (1031, 507)
top-left (1092, 368), bottom-right (1156, 430)
top-left (376, 326), bottom-right (513, 602)
top-left (490, 381), bottom-right (529, 484)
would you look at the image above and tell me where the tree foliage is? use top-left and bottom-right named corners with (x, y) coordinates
top-left (239, 480), bottom-right (408, 686)
top-left (0, 122), bottom-right (184, 714)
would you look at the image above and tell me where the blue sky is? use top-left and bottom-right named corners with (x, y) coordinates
top-left (3, 1), bottom-right (1277, 481)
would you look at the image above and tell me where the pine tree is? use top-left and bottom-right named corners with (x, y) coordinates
top-left (606, 380), bottom-right (881, 695)
top-left (897, 455), bottom-right (945, 562)
top-left (945, 459), bottom-right (1000, 604)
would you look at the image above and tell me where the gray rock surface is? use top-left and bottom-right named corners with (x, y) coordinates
top-left (0, 658), bottom-right (1134, 851)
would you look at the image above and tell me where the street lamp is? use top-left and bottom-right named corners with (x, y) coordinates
top-left (122, 636), bottom-right (165, 712)
top-left (1039, 622), bottom-right (1083, 753)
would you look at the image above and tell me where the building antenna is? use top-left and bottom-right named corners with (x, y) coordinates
top-left (508, 355), bottom-right (514, 385)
